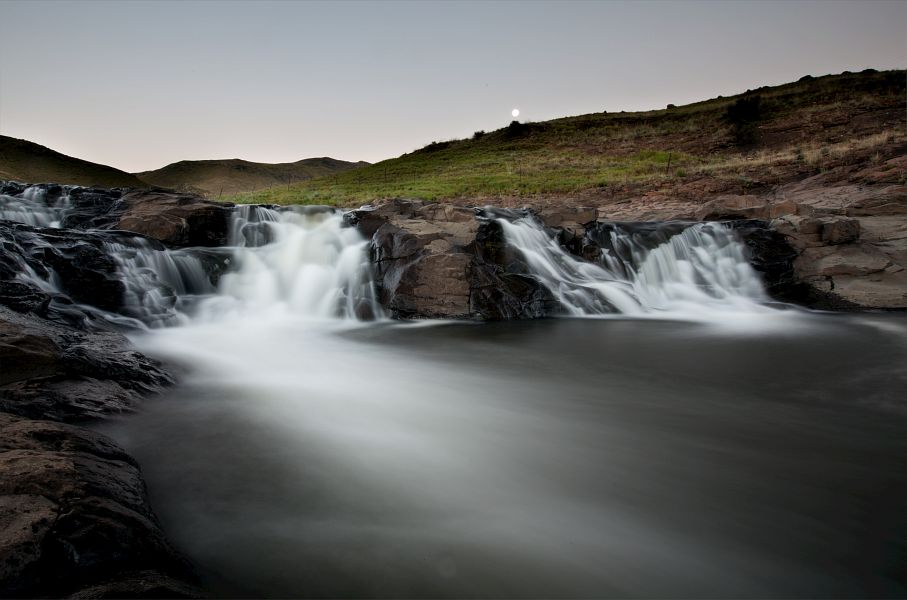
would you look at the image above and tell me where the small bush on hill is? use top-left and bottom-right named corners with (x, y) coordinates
top-left (726, 94), bottom-right (763, 146)
top-left (505, 120), bottom-right (525, 138)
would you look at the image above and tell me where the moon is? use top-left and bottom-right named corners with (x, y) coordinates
top-left (511, 108), bottom-right (520, 118)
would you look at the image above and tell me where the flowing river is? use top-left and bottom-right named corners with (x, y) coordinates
top-left (4, 191), bottom-right (904, 597)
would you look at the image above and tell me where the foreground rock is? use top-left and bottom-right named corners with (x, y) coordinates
top-left (0, 308), bottom-right (173, 422)
top-left (0, 413), bottom-right (199, 598)
top-left (0, 303), bottom-right (197, 597)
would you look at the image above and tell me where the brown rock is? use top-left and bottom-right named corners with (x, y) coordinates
top-left (536, 206), bottom-right (598, 229)
top-left (820, 217), bottom-right (860, 245)
top-left (0, 414), bottom-right (199, 597)
top-left (399, 254), bottom-right (472, 318)
top-left (797, 244), bottom-right (890, 278)
top-left (0, 321), bottom-right (61, 385)
top-left (112, 190), bottom-right (232, 246)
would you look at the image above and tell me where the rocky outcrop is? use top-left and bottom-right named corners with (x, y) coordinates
top-left (0, 308), bottom-right (173, 422)
top-left (0, 306), bottom-right (194, 598)
top-left (110, 190), bottom-right (233, 247)
top-left (348, 200), bottom-right (556, 319)
top-left (766, 175), bottom-right (907, 309)
top-left (0, 413), bottom-right (199, 598)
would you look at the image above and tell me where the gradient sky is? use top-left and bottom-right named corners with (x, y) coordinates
top-left (0, 0), bottom-right (904, 172)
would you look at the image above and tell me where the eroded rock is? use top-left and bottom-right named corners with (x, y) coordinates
top-left (352, 200), bottom-right (555, 319)
top-left (110, 190), bottom-right (233, 247)
top-left (0, 413), bottom-right (200, 598)
top-left (0, 308), bottom-right (173, 422)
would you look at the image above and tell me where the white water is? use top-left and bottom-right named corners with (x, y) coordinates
top-left (197, 208), bottom-right (382, 322)
top-left (498, 217), bottom-right (771, 318)
top-left (1, 197), bottom-right (381, 326)
top-left (0, 185), bottom-right (73, 227)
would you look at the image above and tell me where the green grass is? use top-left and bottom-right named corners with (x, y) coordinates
top-left (223, 69), bottom-right (905, 206)
top-left (230, 147), bottom-right (700, 206)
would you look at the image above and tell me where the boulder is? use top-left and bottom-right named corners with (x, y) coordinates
top-left (352, 201), bottom-right (555, 319)
top-left (110, 190), bottom-right (233, 247)
top-left (0, 413), bottom-right (200, 598)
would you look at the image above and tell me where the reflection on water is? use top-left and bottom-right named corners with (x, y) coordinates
top-left (99, 314), bottom-right (907, 598)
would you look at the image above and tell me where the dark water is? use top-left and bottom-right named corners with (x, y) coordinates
top-left (99, 313), bottom-right (907, 598)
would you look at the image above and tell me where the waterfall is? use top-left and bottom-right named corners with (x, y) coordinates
top-left (498, 217), bottom-right (770, 316)
top-left (0, 189), bottom-right (382, 326)
top-left (197, 208), bottom-right (382, 321)
top-left (0, 185), bottom-right (73, 227)
top-left (103, 238), bottom-right (215, 328)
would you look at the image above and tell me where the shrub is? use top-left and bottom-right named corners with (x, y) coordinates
top-left (473, 130), bottom-right (485, 139)
top-left (505, 120), bottom-right (525, 138)
top-left (666, 103), bottom-right (676, 110)
top-left (725, 94), bottom-right (762, 146)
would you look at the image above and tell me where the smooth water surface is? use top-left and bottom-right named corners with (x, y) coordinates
top-left (100, 313), bottom-right (907, 598)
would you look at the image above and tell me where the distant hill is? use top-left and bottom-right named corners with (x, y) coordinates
top-left (0, 135), bottom-right (147, 188)
top-left (229, 69), bottom-right (906, 206)
top-left (136, 157), bottom-right (369, 197)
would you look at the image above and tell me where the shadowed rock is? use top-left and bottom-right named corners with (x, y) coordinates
top-left (0, 413), bottom-right (201, 598)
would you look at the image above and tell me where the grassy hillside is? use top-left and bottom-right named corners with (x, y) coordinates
top-left (228, 69), bottom-right (906, 206)
top-left (0, 135), bottom-right (147, 188)
top-left (137, 157), bottom-right (369, 197)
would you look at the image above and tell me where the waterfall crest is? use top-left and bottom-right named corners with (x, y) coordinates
top-left (0, 188), bottom-right (382, 326)
top-left (197, 208), bottom-right (382, 322)
top-left (498, 217), bottom-right (770, 316)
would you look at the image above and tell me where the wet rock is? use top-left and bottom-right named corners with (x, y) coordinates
top-left (357, 201), bottom-right (555, 319)
top-left (727, 220), bottom-right (803, 302)
top-left (58, 187), bottom-right (125, 229)
top-left (369, 219), bottom-right (475, 318)
top-left (0, 308), bottom-right (173, 423)
top-left (469, 219), bottom-right (558, 319)
top-left (0, 413), bottom-right (200, 598)
top-left (109, 189), bottom-right (233, 247)
top-left (0, 320), bottom-right (61, 385)
top-left (1, 183), bottom-right (233, 247)
top-left (0, 222), bottom-right (127, 316)
top-left (68, 570), bottom-right (203, 599)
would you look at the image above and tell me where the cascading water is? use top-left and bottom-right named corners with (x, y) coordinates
top-left (0, 185), bottom-right (73, 227)
top-left (497, 216), bottom-right (771, 317)
top-left (0, 189), bottom-right (381, 326)
top-left (197, 207), bottom-right (382, 321)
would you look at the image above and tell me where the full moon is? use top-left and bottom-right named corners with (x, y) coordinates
top-left (512, 108), bottom-right (520, 118)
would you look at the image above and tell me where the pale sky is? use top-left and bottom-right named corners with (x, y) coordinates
top-left (0, 0), bottom-right (904, 172)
